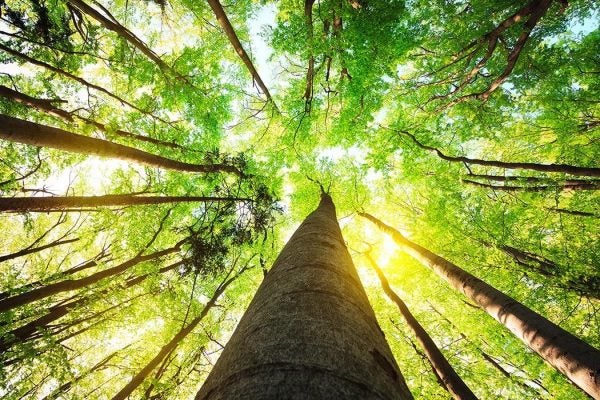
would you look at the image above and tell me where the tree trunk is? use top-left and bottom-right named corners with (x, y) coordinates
top-left (0, 251), bottom-right (111, 300)
top-left (0, 260), bottom-right (184, 353)
top-left (0, 85), bottom-right (186, 151)
top-left (0, 194), bottom-right (252, 213)
top-left (0, 115), bottom-right (243, 176)
top-left (365, 253), bottom-right (477, 400)
top-left (360, 212), bottom-right (600, 399)
top-left (205, 0), bottom-right (274, 103)
top-left (462, 178), bottom-right (600, 192)
top-left (67, 0), bottom-right (178, 78)
top-left (0, 44), bottom-right (163, 120)
top-left (111, 268), bottom-right (241, 400)
top-left (0, 238), bottom-right (79, 262)
top-left (0, 243), bottom-right (183, 313)
top-left (394, 129), bottom-right (600, 177)
top-left (196, 194), bottom-right (413, 399)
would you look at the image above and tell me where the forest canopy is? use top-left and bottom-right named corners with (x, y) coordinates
top-left (0, 0), bottom-right (598, 398)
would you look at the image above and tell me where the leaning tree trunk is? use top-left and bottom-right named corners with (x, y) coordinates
top-left (395, 129), bottom-right (600, 177)
top-left (206, 0), bottom-right (274, 103)
top-left (0, 194), bottom-right (252, 213)
top-left (0, 115), bottom-right (242, 176)
top-left (196, 193), bottom-right (413, 399)
top-left (112, 268), bottom-right (241, 400)
top-left (360, 212), bottom-right (600, 399)
top-left (0, 85), bottom-right (186, 151)
top-left (0, 243), bottom-right (183, 313)
top-left (365, 253), bottom-right (477, 400)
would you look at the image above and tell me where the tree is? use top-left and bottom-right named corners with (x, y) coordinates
top-left (0, 115), bottom-right (243, 176)
top-left (0, 0), bottom-right (598, 398)
top-left (360, 212), bottom-right (600, 399)
top-left (196, 193), bottom-right (413, 399)
top-left (364, 251), bottom-right (477, 400)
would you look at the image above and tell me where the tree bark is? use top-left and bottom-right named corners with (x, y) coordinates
top-left (0, 243), bottom-right (183, 313)
top-left (0, 115), bottom-right (243, 176)
top-left (0, 85), bottom-right (186, 151)
top-left (205, 0), bottom-right (274, 103)
top-left (394, 128), bottom-right (600, 177)
top-left (0, 194), bottom-right (252, 213)
top-left (360, 212), bottom-right (600, 399)
top-left (196, 194), bottom-right (413, 399)
top-left (365, 253), bottom-right (477, 400)
top-left (111, 268), bottom-right (240, 400)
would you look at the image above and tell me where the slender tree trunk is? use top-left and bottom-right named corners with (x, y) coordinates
top-left (205, 0), bottom-right (274, 103)
top-left (0, 85), bottom-right (185, 151)
top-left (495, 244), bottom-right (599, 299)
top-left (0, 260), bottom-right (184, 353)
top-left (0, 251), bottom-right (111, 300)
top-left (42, 346), bottom-right (126, 400)
top-left (462, 178), bottom-right (600, 191)
top-left (365, 253), bottom-right (477, 400)
top-left (0, 243), bottom-right (183, 313)
top-left (0, 115), bottom-right (242, 176)
top-left (112, 268), bottom-right (241, 400)
top-left (196, 194), bottom-right (413, 399)
top-left (67, 0), bottom-right (179, 78)
top-left (394, 129), bottom-right (600, 177)
top-left (360, 212), bottom-right (600, 399)
top-left (0, 238), bottom-right (79, 262)
top-left (0, 44), bottom-right (163, 120)
top-left (0, 194), bottom-right (252, 213)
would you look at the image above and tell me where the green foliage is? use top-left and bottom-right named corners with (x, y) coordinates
top-left (0, 0), bottom-right (598, 398)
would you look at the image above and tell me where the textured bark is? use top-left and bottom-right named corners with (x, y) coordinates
top-left (0, 238), bottom-right (79, 262)
top-left (0, 115), bottom-right (242, 176)
top-left (365, 253), bottom-right (477, 400)
top-left (0, 244), bottom-right (182, 313)
top-left (360, 212), bottom-right (600, 399)
top-left (206, 0), bottom-right (274, 103)
top-left (0, 85), bottom-right (185, 150)
top-left (197, 194), bottom-right (412, 399)
top-left (395, 129), bottom-right (600, 177)
top-left (0, 194), bottom-right (251, 213)
top-left (111, 271), bottom-right (239, 400)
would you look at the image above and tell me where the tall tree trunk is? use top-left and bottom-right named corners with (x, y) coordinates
top-left (0, 85), bottom-right (186, 151)
top-left (196, 193), bottom-right (413, 399)
top-left (67, 0), bottom-right (180, 78)
top-left (360, 212), bottom-right (600, 399)
top-left (462, 178), bottom-right (600, 192)
top-left (112, 267), bottom-right (242, 400)
top-left (0, 44), bottom-right (165, 121)
top-left (0, 249), bottom-right (111, 300)
top-left (0, 238), bottom-right (79, 262)
top-left (205, 0), bottom-right (274, 104)
top-left (0, 243), bottom-right (183, 313)
top-left (365, 252), bottom-right (477, 400)
top-left (394, 128), bottom-right (600, 177)
top-left (0, 260), bottom-right (184, 353)
top-left (0, 115), bottom-right (243, 176)
top-left (0, 194), bottom-right (252, 213)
